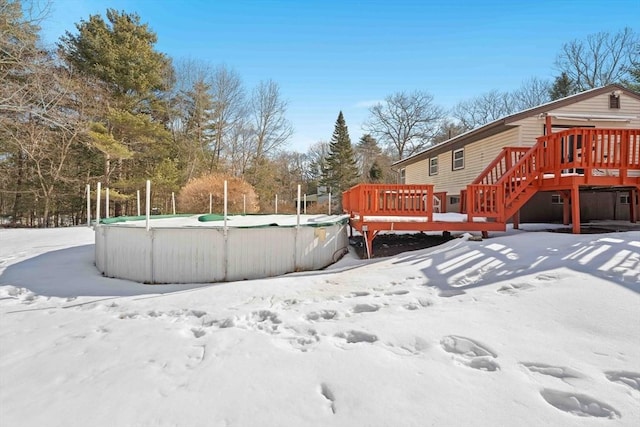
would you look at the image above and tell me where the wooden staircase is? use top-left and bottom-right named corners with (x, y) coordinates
top-left (464, 144), bottom-right (543, 223)
top-left (343, 127), bottom-right (640, 257)
top-left (463, 128), bottom-right (640, 224)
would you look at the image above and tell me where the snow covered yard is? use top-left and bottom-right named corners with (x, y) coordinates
top-left (0, 226), bottom-right (639, 427)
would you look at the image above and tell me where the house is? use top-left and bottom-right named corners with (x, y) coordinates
top-left (392, 84), bottom-right (640, 223)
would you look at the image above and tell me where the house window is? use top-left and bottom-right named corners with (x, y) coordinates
top-left (551, 194), bottom-right (563, 204)
top-left (609, 93), bottom-right (620, 109)
top-left (449, 195), bottom-right (460, 205)
top-left (399, 168), bottom-right (406, 184)
top-left (429, 157), bottom-right (438, 176)
top-left (452, 148), bottom-right (464, 170)
top-left (620, 194), bottom-right (630, 204)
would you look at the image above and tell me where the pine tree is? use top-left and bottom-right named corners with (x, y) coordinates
top-left (356, 134), bottom-right (381, 179)
top-left (549, 72), bottom-right (577, 100)
top-left (322, 112), bottom-right (358, 206)
top-left (59, 9), bottom-right (174, 215)
top-left (368, 160), bottom-right (383, 183)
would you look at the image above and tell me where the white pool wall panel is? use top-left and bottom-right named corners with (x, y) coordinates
top-left (152, 228), bottom-right (226, 283)
top-left (226, 228), bottom-right (296, 281)
top-left (95, 218), bottom-right (348, 284)
top-left (295, 223), bottom-right (349, 270)
top-left (96, 226), bottom-right (152, 283)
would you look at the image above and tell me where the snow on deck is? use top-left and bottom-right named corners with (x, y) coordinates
top-left (357, 212), bottom-right (487, 223)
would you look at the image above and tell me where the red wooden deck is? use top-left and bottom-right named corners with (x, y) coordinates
top-left (342, 127), bottom-right (640, 257)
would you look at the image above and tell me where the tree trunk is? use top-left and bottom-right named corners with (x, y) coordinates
top-left (11, 152), bottom-right (25, 223)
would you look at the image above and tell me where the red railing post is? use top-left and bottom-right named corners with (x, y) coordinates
top-left (620, 130), bottom-right (629, 184)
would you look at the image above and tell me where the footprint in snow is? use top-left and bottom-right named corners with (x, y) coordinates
top-left (335, 330), bottom-right (378, 344)
top-left (521, 362), bottom-right (582, 381)
top-left (497, 283), bottom-right (533, 295)
top-left (185, 345), bottom-right (206, 369)
top-left (438, 289), bottom-right (466, 298)
top-left (540, 389), bottom-right (619, 419)
top-left (352, 304), bottom-right (380, 314)
top-left (286, 328), bottom-right (320, 352)
top-left (320, 383), bottom-right (336, 414)
top-left (306, 310), bottom-right (338, 321)
top-left (234, 310), bottom-right (282, 334)
top-left (440, 335), bottom-right (499, 371)
top-left (535, 272), bottom-right (561, 282)
top-left (350, 291), bottom-right (370, 297)
top-left (385, 289), bottom-right (410, 296)
top-left (119, 312), bottom-right (140, 319)
top-left (604, 371), bottom-right (640, 391)
top-left (191, 328), bottom-right (206, 339)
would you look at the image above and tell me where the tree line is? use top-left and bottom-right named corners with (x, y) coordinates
top-left (1, 0), bottom-right (638, 226)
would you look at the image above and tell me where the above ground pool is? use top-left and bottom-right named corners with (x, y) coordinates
top-left (95, 214), bottom-right (349, 284)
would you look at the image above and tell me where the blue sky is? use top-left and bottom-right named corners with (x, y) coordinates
top-left (40, 0), bottom-right (639, 152)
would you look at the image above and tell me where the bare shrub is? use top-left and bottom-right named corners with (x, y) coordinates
top-left (177, 174), bottom-right (259, 214)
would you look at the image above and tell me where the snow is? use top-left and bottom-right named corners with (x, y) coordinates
top-left (360, 212), bottom-right (488, 222)
top-left (1, 224), bottom-right (639, 427)
top-left (106, 214), bottom-right (349, 228)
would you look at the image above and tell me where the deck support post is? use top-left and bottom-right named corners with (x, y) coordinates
top-left (560, 190), bottom-right (570, 225)
top-left (512, 210), bottom-right (520, 230)
top-left (571, 186), bottom-right (581, 234)
top-left (362, 227), bottom-right (378, 259)
top-left (631, 187), bottom-right (639, 223)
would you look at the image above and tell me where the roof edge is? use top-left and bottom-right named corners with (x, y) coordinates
top-left (393, 84), bottom-right (640, 168)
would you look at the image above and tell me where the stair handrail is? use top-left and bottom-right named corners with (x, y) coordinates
top-left (472, 147), bottom-right (530, 185)
top-left (495, 140), bottom-right (544, 214)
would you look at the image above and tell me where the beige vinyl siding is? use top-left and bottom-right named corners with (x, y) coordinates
top-left (514, 116), bottom-right (545, 146)
top-left (405, 156), bottom-right (431, 183)
top-left (403, 88), bottom-right (640, 198)
top-left (551, 92), bottom-right (640, 126)
top-left (406, 128), bottom-right (520, 195)
top-left (512, 92), bottom-right (640, 135)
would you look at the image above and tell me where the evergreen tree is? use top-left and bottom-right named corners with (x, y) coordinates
top-left (59, 9), bottom-right (171, 108)
top-left (59, 9), bottom-right (174, 215)
top-left (549, 72), bottom-right (577, 100)
top-left (368, 160), bottom-right (383, 183)
top-left (322, 112), bottom-right (358, 206)
top-left (355, 134), bottom-right (381, 179)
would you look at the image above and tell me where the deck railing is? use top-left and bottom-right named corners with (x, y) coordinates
top-left (465, 128), bottom-right (640, 221)
top-left (466, 141), bottom-right (543, 221)
top-left (537, 128), bottom-right (640, 184)
top-left (346, 128), bottom-right (640, 227)
top-left (472, 147), bottom-right (530, 185)
top-left (342, 184), bottom-right (436, 220)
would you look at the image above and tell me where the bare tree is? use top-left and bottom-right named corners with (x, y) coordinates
top-left (432, 120), bottom-right (467, 144)
top-left (227, 121), bottom-right (253, 177)
top-left (451, 90), bottom-right (515, 131)
top-left (0, 0), bottom-right (88, 226)
top-left (2, 54), bottom-right (93, 226)
top-left (555, 27), bottom-right (639, 91)
top-left (1, 0), bottom-right (53, 120)
top-left (249, 80), bottom-right (293, 161)
top-left (364, 91), bottom-right (445, 160)
top-left (304, 141), bottom-right (329, 192)
top-left (512, 77), bottom-right (552, 110)
top-left (451, 77), bottom-right (553, 133)
top-left (169, 59), bottom-right (216, 181)
top-left (209, 65), bottom-right (247, 171)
